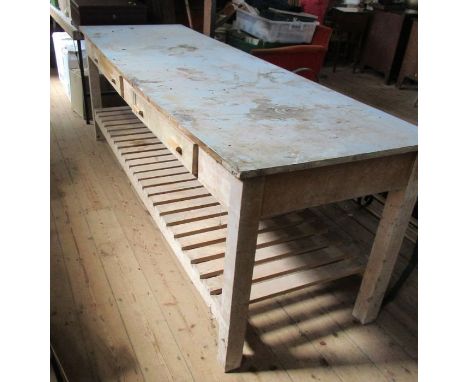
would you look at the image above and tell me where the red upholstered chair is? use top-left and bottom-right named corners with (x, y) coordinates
top-left (300, 0), bottom-right (331, 24)
top-left (251, 25), bottom-right (333, 82)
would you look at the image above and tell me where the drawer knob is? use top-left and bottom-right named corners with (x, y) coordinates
top-left (111, 78), bottom-right (116, 84)
top-left (138, 110), bottom-right (144, 118)
top-left (175, 146), bottom-right (183, 155)
top-left (94, 57), bottom-right (98, 64)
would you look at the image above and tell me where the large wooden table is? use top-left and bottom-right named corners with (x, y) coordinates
top-left (81, 25), bottom-right (417, 372)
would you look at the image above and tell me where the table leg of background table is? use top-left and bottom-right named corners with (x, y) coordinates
top-left (87, 56), bottom-right (103, 140)
top-left (203, 0), bottom-right (216, 37)
top-left (217, 177), bottom-right (264, 372)
top-left (77, 40), bottom-right (90, 125)
top-left (353, 157), bottom-right (418, 324)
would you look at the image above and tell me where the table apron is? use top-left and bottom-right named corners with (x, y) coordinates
top-left (261, 152), bottom-right (417, 217)
top-left (198, 149), bottom-right (416, 218)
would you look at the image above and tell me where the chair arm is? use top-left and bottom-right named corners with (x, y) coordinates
top-left (252, 45), bottom-right (327, 56)
top-left (293, 67), bottom-right (314, 74)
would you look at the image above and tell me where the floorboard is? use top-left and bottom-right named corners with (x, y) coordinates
top-left (320, 65), bottom-right (418, 125)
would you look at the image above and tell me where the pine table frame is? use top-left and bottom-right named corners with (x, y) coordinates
top-left (82, 25), bottom-right (417, 372)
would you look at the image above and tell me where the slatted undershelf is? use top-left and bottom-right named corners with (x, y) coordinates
top-left (95, 107), bottom-right (365, 314)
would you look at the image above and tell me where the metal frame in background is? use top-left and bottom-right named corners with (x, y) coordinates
top-left (76, 39), bottom-right (90, 124)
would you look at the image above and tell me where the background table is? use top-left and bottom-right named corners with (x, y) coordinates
top-left (50, 4), bottom-right (90, 123)
top-left (397, 19), bottom-right (418, 88)
top-left (326, 6), bottom-right (372, 72)
top-left (359, 9), bottom-right (417, 84)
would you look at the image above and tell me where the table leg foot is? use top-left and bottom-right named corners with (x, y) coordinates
top-left (94, 121), bottom-right (104, 141)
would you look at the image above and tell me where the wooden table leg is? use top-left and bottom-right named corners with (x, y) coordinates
top-left (353, 157), bottom-right (418, 324)
top-left (87, 56), bottom-right (103, 140)
top-left (203, 0), bottom-right (216, 37)
top-left (217, 176), bottom-right (264, 372)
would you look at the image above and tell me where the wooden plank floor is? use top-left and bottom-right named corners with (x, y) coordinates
top-left (320, 65), bottom-right (418, 125)
top-left (51, 70), bottom-right (417, 382)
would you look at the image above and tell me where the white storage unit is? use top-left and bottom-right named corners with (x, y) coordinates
top-left (234, 8), bottom-right (318, 43)
top-left (52, 32), bottom-right (87, 99)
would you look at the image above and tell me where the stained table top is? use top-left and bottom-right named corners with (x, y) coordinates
top-left (81, 25), bottom-right (417, 179)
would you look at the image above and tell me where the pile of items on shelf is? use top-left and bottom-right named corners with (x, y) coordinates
top-left (218, 0), bottom-right (319, 52)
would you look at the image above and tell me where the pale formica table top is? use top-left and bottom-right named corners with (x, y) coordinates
top-left (82, 25), bottom-right (417, 179)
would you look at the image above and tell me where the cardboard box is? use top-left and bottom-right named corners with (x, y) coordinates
top-left (52, 32), bottom-right (88, 99)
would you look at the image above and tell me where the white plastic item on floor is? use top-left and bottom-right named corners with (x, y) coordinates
top-left (234, 8), bottom-right (318, 43)
top-left (52, 32), bottom-right (88, 100)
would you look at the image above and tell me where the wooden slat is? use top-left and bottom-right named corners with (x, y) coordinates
top-left (146, 179), bottom-right (204, 197)
top-left (129, 158), bottom-right (178, 170)
top-left (195, 236), bottom-right (329, 279)
top-left (109, 127), bottom-right (150, 137)
top-left (179, 226), bottom-right (226, 251)
top-left (150, 187), bottom-right (210, 206)
top-left (184, 241), bottom-right (226, 264)
top-left (119, 144), bottom-right (166, 155)
top-left (132, 161), bottom-right (183, 175)
top-left (99, 112), bottom-right (136, 122)
top-left (134, 166), bottom-right (189, 182)
top-left (185, 218), bottom-right (327, 264)
top-left (124, 149), bottom-right (172, 162)
top-left (102, 114), bottom-right (142, 124)
top-left (179, 212), bottom-right (308, 255)
top-left (163, 205), bottom-right (227, 227)
top-left (95, 105), bottom-right (132, 114)
top-left (113, 132), bottom-right (157, 143)
top-left (140, 173), bottom-right (196, 189)
top-left (126, 153), bottom-right (175, 166)
top-left (171, 214), bottom-right (229, 238)
top-left (174, 212), bottom-right (304, 242)
top-left (258, 219), bottom-right (327, 247)
top-left (249, 257), bottom-right (365, 303)
top-left (106, 120), bottom-right (146, 129)
top-left (157, 195), bottom-right (220, 216)
top-left (253, 234), bottom-right (329, 264)
top-left (116, 137), bottom-right (161, 149)
top-left (206, 245), bottom-right (352, 295)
